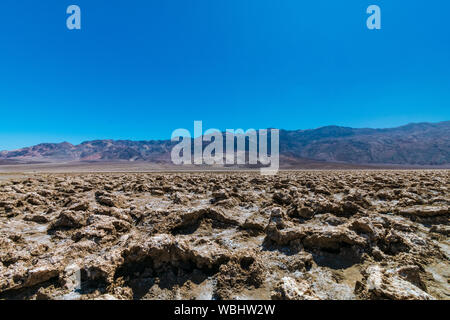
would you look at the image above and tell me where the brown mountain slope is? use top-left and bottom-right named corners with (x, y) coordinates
top-left (0, 121), bottom-right (448, 166)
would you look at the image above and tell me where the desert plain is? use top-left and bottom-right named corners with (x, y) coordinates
top-left (0, 169), bottom-right (448, 300)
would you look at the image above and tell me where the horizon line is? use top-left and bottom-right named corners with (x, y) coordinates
top-left (1, 120), bottom-right (448, 152)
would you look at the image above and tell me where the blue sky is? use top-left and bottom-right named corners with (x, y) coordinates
top-left (0, 0), bottom-right (449, 150)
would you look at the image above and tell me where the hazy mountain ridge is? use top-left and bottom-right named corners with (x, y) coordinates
top-left (279, 121), bottom-right (450, 165)
top-left (1, 121), bottom-right (449, 166)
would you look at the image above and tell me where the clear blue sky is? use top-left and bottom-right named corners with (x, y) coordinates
top-left (0, 0), bottom-right (449, 150)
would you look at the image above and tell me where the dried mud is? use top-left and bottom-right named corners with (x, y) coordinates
top-left (0, 171), bottom-right (448, 300)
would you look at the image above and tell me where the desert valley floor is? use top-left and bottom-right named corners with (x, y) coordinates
top-left (0, 170), bottom-right (448, 300)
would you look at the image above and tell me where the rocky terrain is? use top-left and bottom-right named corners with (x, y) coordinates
top-left (1, 121), bottom-right (449, 166)
top-left (0, 170), bottom-right (448, 300)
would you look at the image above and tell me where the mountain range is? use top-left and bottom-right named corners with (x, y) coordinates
top-left (1, 121), bottom-right (449, 167)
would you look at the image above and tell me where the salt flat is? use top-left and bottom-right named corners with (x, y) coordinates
top-left (0, 170), bottom-right (448, 300)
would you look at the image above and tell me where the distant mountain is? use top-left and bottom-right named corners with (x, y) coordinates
top-left (279, 121), bottom-right (450, 166)
top-left (0, 121), bottom-right (449, 167)
top-left (0, 140), bottom-right (174, 163)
